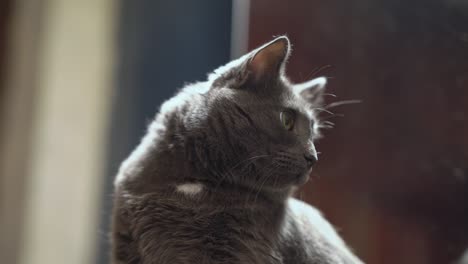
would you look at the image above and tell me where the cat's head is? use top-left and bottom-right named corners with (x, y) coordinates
top-left (173, 36), bottom-right (326, 192)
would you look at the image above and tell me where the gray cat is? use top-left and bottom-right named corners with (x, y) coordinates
top-left (111, 36), bottom-right (364, 264)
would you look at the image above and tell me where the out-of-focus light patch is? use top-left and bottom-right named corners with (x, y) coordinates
top-left (230, 0), bottom-right (250, 59)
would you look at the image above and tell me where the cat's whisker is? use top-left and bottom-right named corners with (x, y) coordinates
top-left (325, 99), bottom-right (362, 109)
top-left (313, 108), bottom-right (335, 116)
top-left (211, 154), bottom-right (270, 195)
top-left (317, 124), bottom-right (334, 129)
top-left (252, 162), bottom-right (279, 204)
top-left (231, 154), bottom-right (270, 170)
top-left (305, 65), bottom-right (332, 79)
top-left (323, 93), bottom-right (337, 97)
top-left (244, 161), bottom-right (273, 205)
top-left (322, 121), bottom-right (335, 126)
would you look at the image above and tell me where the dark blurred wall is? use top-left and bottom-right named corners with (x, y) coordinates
top-left (0, 0), bottom-right (12, 121)
top-left (96, 1), bottom-right (232, 263)
top-left (249, 0), bottom-right (468, 263)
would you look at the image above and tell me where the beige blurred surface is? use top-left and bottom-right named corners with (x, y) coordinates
top-left (0, 0), bottom-right (116, 263)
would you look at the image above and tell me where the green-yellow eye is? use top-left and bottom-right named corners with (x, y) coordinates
top-left (280, 111), bottom-right (295, 131)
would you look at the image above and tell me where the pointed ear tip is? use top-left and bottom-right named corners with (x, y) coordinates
top-left (294, 77), bottom-right (327, 93)
top-left (272, 36), bottom-right (290, 49)
top-left (275, 35), bottom-right (290, 42)
top-left (306, 77), bottom-right (327, 90)
top-left (315, 77), bottom-right (327, 87)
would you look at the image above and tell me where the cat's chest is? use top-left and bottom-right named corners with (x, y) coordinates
top-left (127, 196), bottom-right (284, 263)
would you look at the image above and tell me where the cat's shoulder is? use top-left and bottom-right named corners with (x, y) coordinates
top-left (286, 198), bottom-right (346, 247)
top-left (283, 198), bottom-right (364, 264)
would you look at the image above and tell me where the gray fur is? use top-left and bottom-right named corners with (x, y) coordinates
top-left (111, 36), bottom-right (364, 264)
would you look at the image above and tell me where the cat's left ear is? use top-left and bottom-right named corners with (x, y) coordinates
top-left (246, 36), bottom-right (291, 84)
top-left (293, 77), bottom-right (327, 106)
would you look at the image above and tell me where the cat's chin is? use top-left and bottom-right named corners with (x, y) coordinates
top-left (262, 170), bottom-right (311, 190)
top-left (293, 170), bottom-right (311, 186)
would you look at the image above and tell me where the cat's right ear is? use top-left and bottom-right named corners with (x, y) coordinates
top-left (210, 36), bottom-right (291, 89)
top-left (246, 36), bottom-right (291, 84)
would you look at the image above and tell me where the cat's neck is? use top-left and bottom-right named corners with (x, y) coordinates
top-left (119, 141), bottom-right (293, 206)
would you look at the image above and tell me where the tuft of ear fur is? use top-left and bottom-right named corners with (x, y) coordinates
top-left (293, 77), bottom-right (327, 106)
top-left (247, 36), bottom-right (291, 83)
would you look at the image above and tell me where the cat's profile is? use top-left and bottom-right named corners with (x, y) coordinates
top-left (111, 36), bottom-right (363, 264)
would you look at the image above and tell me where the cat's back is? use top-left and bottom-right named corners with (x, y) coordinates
top-left (279, 198), bottom-right (363, 264)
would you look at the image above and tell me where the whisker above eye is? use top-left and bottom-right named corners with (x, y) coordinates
top-left (325, 99), bottom-right (362, 109)
top-left (304, 65), bottom-right (332, 79)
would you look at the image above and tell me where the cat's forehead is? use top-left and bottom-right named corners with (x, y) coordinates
top-left (233, 81), bottom-right (315, 118)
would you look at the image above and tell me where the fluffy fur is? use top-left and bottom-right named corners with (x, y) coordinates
top-left (111, 36), bottom-right (363, 264)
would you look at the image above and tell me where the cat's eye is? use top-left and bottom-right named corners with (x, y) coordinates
top-left (280, 111), bottom-right (295, 131)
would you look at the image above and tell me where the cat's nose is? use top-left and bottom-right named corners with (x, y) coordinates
top-left (304, 151), bottom-right (318, 168)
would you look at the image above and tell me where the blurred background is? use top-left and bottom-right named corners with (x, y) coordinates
top-left (1, 0), bottom-right (467, 263)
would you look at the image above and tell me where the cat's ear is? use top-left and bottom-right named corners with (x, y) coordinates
top-left (210, 36), bottom-right (290, 89)
top-left (293, 77), bottom-right (327, 106)
top-left (246, 36), bottom-right (291, 83)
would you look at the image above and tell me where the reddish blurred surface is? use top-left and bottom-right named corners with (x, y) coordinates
top-left (249, 0), bottom-right (468, 263)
